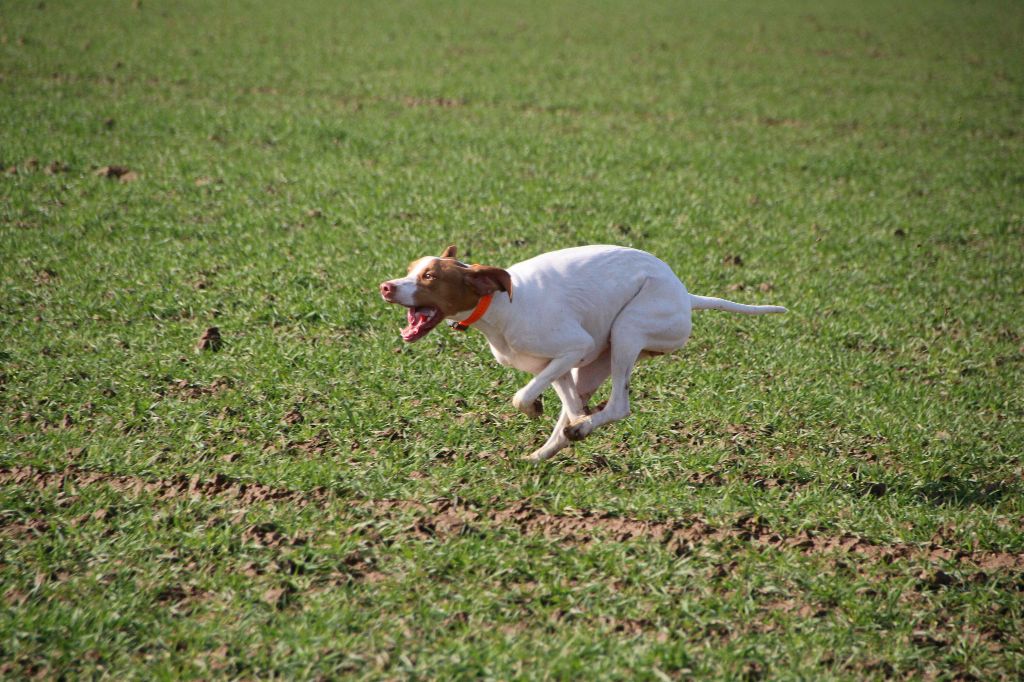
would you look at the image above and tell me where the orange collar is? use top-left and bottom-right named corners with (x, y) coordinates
top-left (451, 294), bottom-right (492, 332)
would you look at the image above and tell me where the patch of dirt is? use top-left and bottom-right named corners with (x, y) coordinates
top-left (411, 504), bottom-right (480, 539)
top-left (3, 587), bottom-right (30, 606)
top-left (4, 466), bottom-right (1021, 572)
top-left (761, 598), bottom-right (831, 620)
top-left (595, 615), bottom-right (667, 640)
top-left (666, 463), bottom-right (805, 493)
top-left (492, 500), bottom-right (676, 543)
top-left (242, 522), bottom-right (308, 548)
top-left (155, 583), bottom-right (211, 614)
top-left (288, 429), bottom-right (334, 457)
top-left (34, 268), bottom-right (58, 285)
top-left (159, 377), bottom-right (232, 400)
top-left (402, 96), bottom-right (465, 108)
top-left (0, 517), bottom-right (50, 540)
top-left (759, 117), bottom-right (802, 128)
top-left (303, 552), bottom-right (391, 590)
top-left (94, 165), bottom-right (138, 183)
top-left (260, 583), bottom-right (294, 608)
top-left (371, 425), bottom-right (406, 442)
top-left (0, 465), bottom-right (329, 509)
top-left (655, 419), bottom-right (778, 451)
top-left (195, 326), bottom-right (222, 351)
top-left (482, 501), bottom-right (1024, 572)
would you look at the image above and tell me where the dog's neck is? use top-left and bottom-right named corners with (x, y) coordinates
top-left (449, 292), bottom-right (512, 340)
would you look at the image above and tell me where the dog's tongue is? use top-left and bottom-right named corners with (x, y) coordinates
top-left (401, 306), bottom-right (441, 342)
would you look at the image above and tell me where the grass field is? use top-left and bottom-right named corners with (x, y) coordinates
top-left (2, 0), bottom-right (1023, 678)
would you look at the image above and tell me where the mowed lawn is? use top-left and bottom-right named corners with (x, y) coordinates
top-left (2, 0), bottom-right (1023, 678)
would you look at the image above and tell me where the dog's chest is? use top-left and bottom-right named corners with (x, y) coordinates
top-left (485, 335), bottom-right (550, 374)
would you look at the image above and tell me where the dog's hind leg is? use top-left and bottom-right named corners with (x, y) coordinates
top-left (563, 338), bottom-right (642, 442)
top-left (573, 348), bottom-right (611, 409)
top-left (564, 278), bottom-right (690, 442)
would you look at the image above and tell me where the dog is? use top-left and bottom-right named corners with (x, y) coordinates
top-left (380, 245), bottom-right (786, 462)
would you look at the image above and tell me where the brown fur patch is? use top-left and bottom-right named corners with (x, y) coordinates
top-left (405, 259), bottom-right (511, 316)
top-left (407, 259), bottom-right (482, 316)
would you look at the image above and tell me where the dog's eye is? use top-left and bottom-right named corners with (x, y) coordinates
top-left (422, 272), bottom-right (435, 281)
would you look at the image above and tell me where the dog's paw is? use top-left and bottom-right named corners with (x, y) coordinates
top-left (522, 449), bottom-right (554, 463)
top-left (512, 390), bottom-right (542, 418)
top-left (564, 417), bottom-right (593, 442)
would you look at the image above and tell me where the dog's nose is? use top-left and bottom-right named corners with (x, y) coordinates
top-left (380, 281), bottom-right (395, 299)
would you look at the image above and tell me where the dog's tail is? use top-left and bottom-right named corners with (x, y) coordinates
top-left (689, 294), bottom-right (787, 315)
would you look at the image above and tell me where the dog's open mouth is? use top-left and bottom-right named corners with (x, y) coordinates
top-left (401, 305), bottom-right (443, 342)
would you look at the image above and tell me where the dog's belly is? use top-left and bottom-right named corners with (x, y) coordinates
top-left (493, 339), bottom-right (620, 376)
top-left (490, 347), bottom-right (550, 374)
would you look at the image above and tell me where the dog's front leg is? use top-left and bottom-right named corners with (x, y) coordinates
top-left (512, 350), bottom-right (588, 419)
top-left (524, 374), bottom-right (586, 462)
top-left (525, 408), bottom-right (571, 463)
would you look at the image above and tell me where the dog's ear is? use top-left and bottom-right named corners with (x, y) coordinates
top-left (440, 245), bottom-right (457, 259)
top-left (465, 265), bottom-right (513, 302)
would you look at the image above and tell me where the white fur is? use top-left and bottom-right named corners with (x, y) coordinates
top-left (386, 257), bottom-right (435, 307)
top-left (401, 245), bottom-right (786, 462)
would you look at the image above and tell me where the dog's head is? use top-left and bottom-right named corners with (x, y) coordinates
top-left (379, 245), bottom-right (512, 342)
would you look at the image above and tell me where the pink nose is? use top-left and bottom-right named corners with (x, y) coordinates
top-left (380, 281), bottom-right (395, 299)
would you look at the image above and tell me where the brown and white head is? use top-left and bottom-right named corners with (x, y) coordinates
top-left (379, 245), bottom-right (512, 342)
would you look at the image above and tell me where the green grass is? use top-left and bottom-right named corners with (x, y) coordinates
top-left (2, 0), bottom-right (1023, 678)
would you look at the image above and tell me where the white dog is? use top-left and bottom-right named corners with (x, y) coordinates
top-left (380, 245), bottom-right (786, 462)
